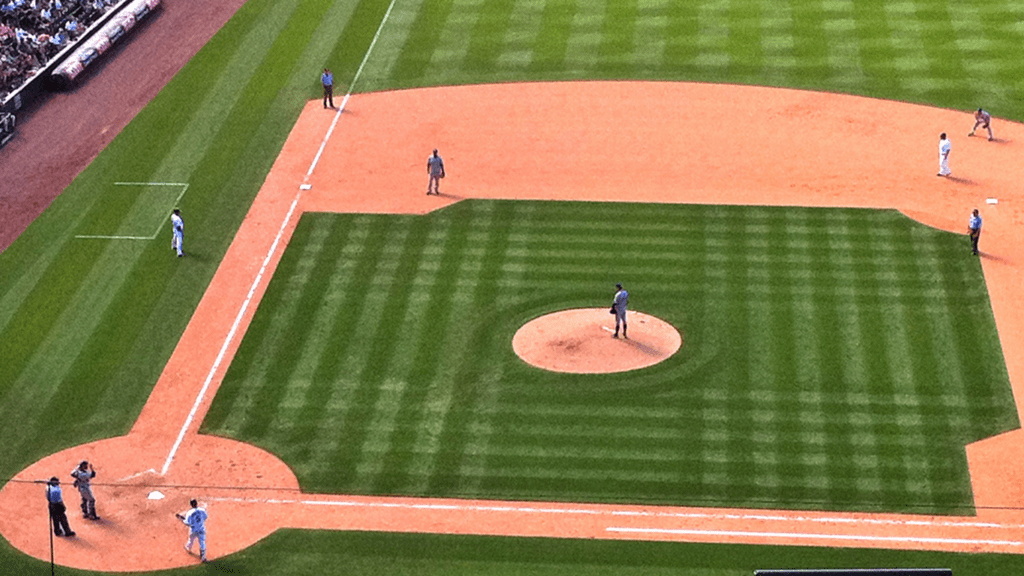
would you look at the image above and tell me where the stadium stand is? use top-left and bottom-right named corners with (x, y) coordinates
top-left (0, 0), bottom-right (159, 146)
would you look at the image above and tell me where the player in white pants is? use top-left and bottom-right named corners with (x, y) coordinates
top-left (968, 108), bottom-right (994, 141)
top-left (170, 209), bottom-right (184, 257)
top-left (178, 499), bottom-right (208, 562)
top-left (937, 133), bottom-right (951, 177)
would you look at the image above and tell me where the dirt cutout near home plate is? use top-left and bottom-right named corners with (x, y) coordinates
top-left (4, 82), bottom-right (1024, 571)
top-left (513, 308), bottom-right (682, 373)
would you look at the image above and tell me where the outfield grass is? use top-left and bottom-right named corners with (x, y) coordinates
top-left (3, 0), bottom-right (1024, 573)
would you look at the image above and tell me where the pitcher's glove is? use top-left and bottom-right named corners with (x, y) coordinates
top-left (609, 306), bottom-right (616, 315)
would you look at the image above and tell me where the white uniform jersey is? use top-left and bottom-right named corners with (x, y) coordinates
top-left (171, 213), bottom-right (184, 232)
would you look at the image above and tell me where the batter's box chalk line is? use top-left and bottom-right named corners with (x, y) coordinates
top-left (75, 182), bottom-right (189, 240)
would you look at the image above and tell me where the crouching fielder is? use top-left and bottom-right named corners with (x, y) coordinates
top-left (969, 108), bottom-right (994, 141)
top-left (177, 499), bottom-right (208, 562)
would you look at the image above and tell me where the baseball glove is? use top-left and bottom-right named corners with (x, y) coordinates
top-left (609, 306), bottom-right (616, 315)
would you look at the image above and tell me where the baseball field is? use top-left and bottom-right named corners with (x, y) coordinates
top-left (3, 0), bottom-right (1024, 574)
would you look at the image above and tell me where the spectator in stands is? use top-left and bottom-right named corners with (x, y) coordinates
top-left (63, 17), bottom-right (78, 38)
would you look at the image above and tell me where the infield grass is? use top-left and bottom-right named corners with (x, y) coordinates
top-left (203, 201), bottom-right (1016, 515)
top-left (4, 0), bottom-right (1024, 573)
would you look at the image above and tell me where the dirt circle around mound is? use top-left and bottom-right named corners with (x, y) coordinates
top-left (512, 308), bottom-right (683, 374)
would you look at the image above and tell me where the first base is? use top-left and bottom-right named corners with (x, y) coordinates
top-left (299, 184), bottom-right (312, 190)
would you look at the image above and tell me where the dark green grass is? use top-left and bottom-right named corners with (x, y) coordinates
top-left (4, 0), bottom-right (1024, 573)
top-left (203, 201), bottom-right (1016, 515)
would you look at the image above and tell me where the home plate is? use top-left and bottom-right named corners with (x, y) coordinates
top-left (148, 491), bottom-right (165, 500)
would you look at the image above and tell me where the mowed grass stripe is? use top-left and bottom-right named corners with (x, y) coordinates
top-left (424, 203), bottom-right (522, 496)
top-left (385, 0), bottom-right (456, 85)
top-left (239, 217), bottom-right (353, 441)
top-left (527, 0), bottom-right (575, 74)
top-left (344, 218), bottom-right (434, 491)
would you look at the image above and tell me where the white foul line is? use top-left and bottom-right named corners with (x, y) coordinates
top-left (606, 526), bottom-right (1022, 548)
top-left (160, 2), bottom-right (396, 475)
top-left (199, 495), bottom-right (1024, 531)
top-left (160, 193), bottom-right (303, 475)
top-left (303, 0), bottom-right (397, 184)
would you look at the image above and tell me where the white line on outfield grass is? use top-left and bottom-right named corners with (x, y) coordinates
top-left (199, 496), bottom-right (1024, 530)
top-left (75, 182), bottom-right (189, 240)
top-left (303, 0), bottom-right (397, 185)
top-left (605, 526), bottom-right (1022, 547)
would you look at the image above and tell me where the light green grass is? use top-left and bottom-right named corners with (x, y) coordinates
top-left (3, 0), bottom-right (1024, 574)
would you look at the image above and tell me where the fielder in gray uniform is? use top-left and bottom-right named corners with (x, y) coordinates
top-left (968, 108), bottom-right (994, 141)
top-left (612, 283), bottom-right (628, 339)
top-left (426, 149), bottom-right (445, 195)
top-left (70, 460), bottom-right (99, 520)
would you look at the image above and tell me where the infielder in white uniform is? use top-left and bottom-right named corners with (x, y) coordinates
top-left (426, 149), bottom-right (445, 195)
top-left (612, 283), bottom-right (629, 339)
top-left (70, 460), bottom-right (99, 520)
top-left (968, 108), bottom-right (994, 141)
top-left (937, 133), bottom-right (951, 177)
top-left (170, 208), bottom-right (184, 257)
top-left (177, 499), bottom-right (208, 562)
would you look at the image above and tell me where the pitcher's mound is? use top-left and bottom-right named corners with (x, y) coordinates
top-left (513, 308), bottom-right (682, 374)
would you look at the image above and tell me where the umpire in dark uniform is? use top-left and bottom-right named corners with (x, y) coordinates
top-left (45, 477), bottom-right (75, 537)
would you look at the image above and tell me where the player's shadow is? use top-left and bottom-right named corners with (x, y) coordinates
top-left (980, 251), bottom-right (1013, 265)
top-left (622, 338), bottom-right (665, 357)
top-left (988, 137), bottom-right (1012, 145)
top-left (942, 175), bottom-right (978, 186)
